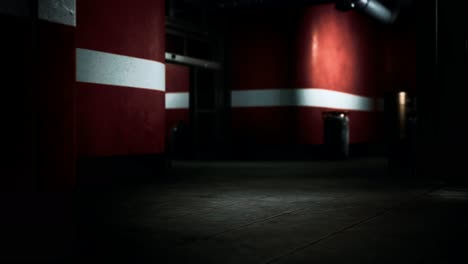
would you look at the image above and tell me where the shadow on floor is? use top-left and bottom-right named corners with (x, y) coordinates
top-left (70, 158), bottom-right (468, 263)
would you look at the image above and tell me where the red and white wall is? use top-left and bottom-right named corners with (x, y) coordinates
top-left (76, 0), bottom-right (166, 157)
top-left (229, 9), bottom-right (297, 146)
top-left (2, 1), bottom-right (417, 190)
top-left (229, 4), bottom-right (414, 147)
top-left (165, 63), bottom-right (190, 138)
top-left (8, 0), bottom-right (168, 188)
top-left (293, 4), bottom-right (382, 144)
top-left (3, 0), bottom-right (168, 188)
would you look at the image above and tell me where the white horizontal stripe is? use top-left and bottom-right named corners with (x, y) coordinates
top-left (231, 89), bottom-right (374, 111)
top-left (0, 0), bottom-right (30, 17)
top-left (39, 0), bottom-right (76, 26)
top-left (166, 92), bottom-right (189, 109)
top-left (77, 48), bottom-right (165, 92)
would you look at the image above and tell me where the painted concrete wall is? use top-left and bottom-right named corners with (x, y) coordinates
top-left (166, 63), bottom-right (190, 139)
top-left (228, 4), bottom-right (416, 147)
top-left (76, 0), bottom-right (166, 157)
top-left (294, 4), bottom-right (381, 144)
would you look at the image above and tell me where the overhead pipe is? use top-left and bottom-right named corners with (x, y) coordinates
top-left (336, 0), bottom-right (400, 24)
top-left (356, 0), bottom-right (398, 24)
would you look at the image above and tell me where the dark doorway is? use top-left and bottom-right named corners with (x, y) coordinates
top-left (190, 67), bottom-right (219, 159)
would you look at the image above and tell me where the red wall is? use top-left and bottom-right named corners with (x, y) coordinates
top-left (76, 0), bottom-right (165, 62)
top-left (229, 9), bottom-right (295, 90)
top-left (228, 9), bottom-right (297, 146)
top-left (166, 63), bottom-right (190, 138)
top-left (295, 5), bottom-right (380, 96)
top-left (76, 0), bottom-right (166, 157)
top-left (229, 4), bottom-right (414, 147)
top-left (294, 4), bottom-right (380, 144)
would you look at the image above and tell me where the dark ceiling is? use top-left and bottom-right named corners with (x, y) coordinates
top-left (166, 0), bottom-right (415, 29)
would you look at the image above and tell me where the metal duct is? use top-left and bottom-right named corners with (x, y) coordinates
top-left (353, 0), bottom-right (399, 24)
top-left (336, 0), bottom-right (401, 24)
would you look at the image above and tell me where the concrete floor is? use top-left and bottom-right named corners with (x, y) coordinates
top-left (75, 158), bottom-right (468, 263)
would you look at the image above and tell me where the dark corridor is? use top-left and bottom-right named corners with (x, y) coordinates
top-left (1, 0), bottom-right (468, 263)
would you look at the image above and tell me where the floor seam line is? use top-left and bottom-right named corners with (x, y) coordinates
top-left (264, 208), bottom-right (390, 264)
top-left (264, 185), bottom-right (444, 264)
top-left (177, 207), bottom-right (308, 247)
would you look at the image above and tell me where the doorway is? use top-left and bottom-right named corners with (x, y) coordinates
top-left (191, 67), bottom-right (217, 158)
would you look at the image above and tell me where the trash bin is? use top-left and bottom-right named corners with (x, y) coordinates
top-left (323, 111), bottom-right (349, 159)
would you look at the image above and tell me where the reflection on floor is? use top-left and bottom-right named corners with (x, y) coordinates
top-left (75, 158), bottom-right (468, 263)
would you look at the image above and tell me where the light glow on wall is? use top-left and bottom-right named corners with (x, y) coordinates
top-left (398, 91), bottom-right (407, 105)
top-left (398, 91), bottom-right (407, 139)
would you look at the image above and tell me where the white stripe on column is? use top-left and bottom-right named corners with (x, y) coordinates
top-left (77, 48), bottom-right (165, 92)
top-left (231, 89), bottom-right (374, 111)
top-left (39, 0), bottom-right (76, 26)
top-left (166, 92), bottom-right (189, 109)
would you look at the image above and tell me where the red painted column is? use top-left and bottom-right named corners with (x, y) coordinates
top-left (166, 63), bottom-right (190, 137)
top-left (228, 4), bottom-right (389, 147)
top-left (229, 9), bottom-right (297, 146)
top-left (294, 4), bottom-right (381, 144)
top-left (76, 0), bottom-right (166, 157)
